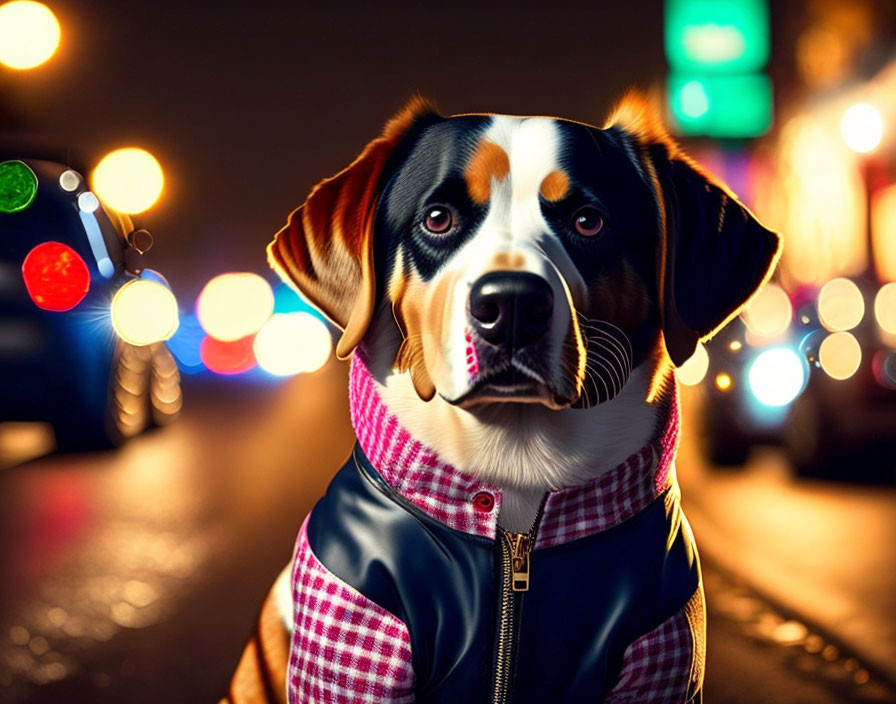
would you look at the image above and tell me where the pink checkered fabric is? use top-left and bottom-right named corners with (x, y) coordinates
top-left (349, 354), bottom-right (502, 539)
top-left (535, 389), bottom-right (680, 549)
top-left (349, 353), bottom-right (680, 548)
top-left (603, 598), bottom-right (697, 704)
top-left (288, 517), bottom-right (415, 704)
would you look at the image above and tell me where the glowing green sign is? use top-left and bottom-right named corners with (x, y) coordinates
top-left (665, 0), bottom-right (769, 73)
top-left (668, 73), bottom-right (772, 137)
top-left (0, 160), bottom-right (38, 214)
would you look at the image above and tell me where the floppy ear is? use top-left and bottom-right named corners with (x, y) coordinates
top-left (267, 97), bottom-right (439, 360)
top-left (606, 94), bottom-right (782, 367)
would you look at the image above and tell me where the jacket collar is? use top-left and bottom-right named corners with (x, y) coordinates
top-left (348, 354), bottom-right (680, 548)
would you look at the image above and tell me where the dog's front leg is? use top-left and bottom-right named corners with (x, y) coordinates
top-left (285, 519), bottom-right (416, 704)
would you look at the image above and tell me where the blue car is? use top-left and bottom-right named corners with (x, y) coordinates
top-left (0, 155), bottom-right (181, 451)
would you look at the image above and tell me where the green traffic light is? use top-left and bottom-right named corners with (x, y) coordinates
top-left (0, 160), bottom-right (38, 214)
top-left (665, 0), bottom-right (769, 74)
top-left (668, 73), bottom-right (772, 137)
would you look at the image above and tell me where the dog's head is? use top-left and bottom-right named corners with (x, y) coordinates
top-left (269, 95), bottom-right (781, 412)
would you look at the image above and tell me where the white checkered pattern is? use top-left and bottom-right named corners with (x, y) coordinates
top-left (288, 517), bottom-right (415, 704)
top-left (603, 590), bottom-right (703, 704)
top-left (349, 354), bottom-right (502, 539)
top-left (349, 353), bottom-right (680, 548)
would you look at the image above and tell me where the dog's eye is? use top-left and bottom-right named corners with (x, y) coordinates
top-left (423, 205), bottom-right (454, 235)
top-left (572, 206), bottom-right (604, 237)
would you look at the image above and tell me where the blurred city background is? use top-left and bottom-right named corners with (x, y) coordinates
top-left (1, 0), bottom-right (895, 702)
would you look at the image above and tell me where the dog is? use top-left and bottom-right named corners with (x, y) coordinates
top-left (222, 94), bottom-right (781, 704)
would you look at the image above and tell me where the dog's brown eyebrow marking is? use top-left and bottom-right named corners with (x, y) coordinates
top-left (539, 169), bottom-right (570, 201)
top-left (465, 140), bottom-right (510, 204)
top-left (488, 251), bottom-right (526, 270)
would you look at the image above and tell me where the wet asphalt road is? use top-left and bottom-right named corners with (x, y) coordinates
top-left (1, 360), bottom-right (894, 703)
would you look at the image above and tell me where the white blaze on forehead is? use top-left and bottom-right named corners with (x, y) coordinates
top-left (486, 116), bottom-right (564, 207)
top-left (452, 116), bottom-right (585, 302)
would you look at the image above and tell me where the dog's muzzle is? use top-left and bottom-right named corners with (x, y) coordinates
top-left (455, 271), bottom-right (568, 407)
top-left (469, 272), bottom-right (553, 350)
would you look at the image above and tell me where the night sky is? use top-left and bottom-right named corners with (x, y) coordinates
top-left (4, 0), bottom-right (667, 300)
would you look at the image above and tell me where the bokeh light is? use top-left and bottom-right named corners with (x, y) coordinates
top-left (200, 335), bottom-right (256, 375)
top-left (59, 169), bottom-right (81, 192)
top-left (874, 283), bottom-right (896, 334)
top-left (872, 351), bottom-right (896, 390)
top-left (0, 160), bottom-right (38, 213)
top-left (871, 185), bottom-right (896, 283)
top-left (840, 103), bottom-right (883, 154)
top-left (770, 117), bottom-right (866, 287)
top-left (92, 148), bottom-right (164, 214)
top-left (747, 347), bottom-right (806, 407)
top-left (714, 372), bottom-right (732, 391)
top-left (21, 241), bottom-right (89, 311)
top-left (676, 342), bottom-right (709, 386)
top-left (0, 1), bottom-right (60, 70)
top-left (273, 282), bottom-right (324, 319)
top-left (817, 277), bottom-right (865, 332)
top-left (741, 283), bottom-right (792, 339)
top-left (196, 273), bottom-right (274, 342)
top-left (254, 313), bottom-right (332, 376)
top-left (679, 80), bottom-right (710, 118)
top-left (164, 312), bottom-right (205, 372)
top-left (111, 280), bottom-right (179, 346)
top-left (77, 191), bottom-right (100, 213)
top-left (818, 331), bottom-right (862, 381)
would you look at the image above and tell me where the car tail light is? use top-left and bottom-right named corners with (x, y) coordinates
top-left (21, 241), bottom-right (90, 311)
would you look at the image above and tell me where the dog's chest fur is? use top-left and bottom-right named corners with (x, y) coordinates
top-left (361, 312), bottom-right (669, 532)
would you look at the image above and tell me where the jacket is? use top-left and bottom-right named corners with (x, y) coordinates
top-left (287, 356), bottom-right (705, 704)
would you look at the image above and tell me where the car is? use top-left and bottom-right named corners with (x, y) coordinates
top-left (783, 277), bottom-right (896, 480)
top-left (0, 154), bottom-right (182, 452)
top-left (700, 277), bottom-right (896, 479)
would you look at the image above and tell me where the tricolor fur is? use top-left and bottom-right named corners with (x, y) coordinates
top-left (268, 94), bottom-right (780, 504)
top-left (230, 93), bottom-right (781, 700)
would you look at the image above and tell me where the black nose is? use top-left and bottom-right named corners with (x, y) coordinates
top-left (469, 272), bottom-right (554, 349)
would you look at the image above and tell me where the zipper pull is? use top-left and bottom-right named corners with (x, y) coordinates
top-left (506, 532), bottom-right (531, 592)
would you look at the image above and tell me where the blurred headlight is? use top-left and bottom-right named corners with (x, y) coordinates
top-left (747, 347), bottom-right (806, 407)
top-left (111, 279), bottom-right (179, 346)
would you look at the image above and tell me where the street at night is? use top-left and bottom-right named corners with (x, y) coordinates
top-left (0, 368), bottom-right (894, 703)
top-left (2, 1), bottom-right (896, 702)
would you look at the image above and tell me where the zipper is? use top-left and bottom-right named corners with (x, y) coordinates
top-left (491, 496), bottom-right (547, 704)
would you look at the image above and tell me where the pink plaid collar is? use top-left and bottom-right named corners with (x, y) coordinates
top-left (348, 354), bottom-right (680, 548)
